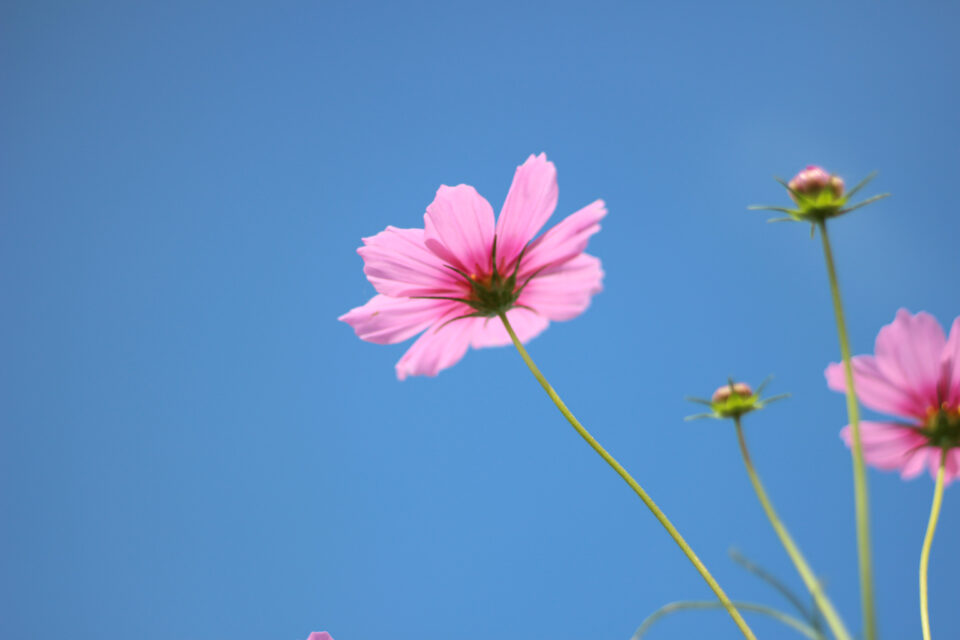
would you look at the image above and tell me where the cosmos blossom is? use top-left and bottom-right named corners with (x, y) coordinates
top-left (340, 153), bottom-right (605, 379)
top-left (305, 634), bottom-right (332, 640)
top-left (826, 309), bottom-right (960, 483)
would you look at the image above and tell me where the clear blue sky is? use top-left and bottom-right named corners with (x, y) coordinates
top-left (2, 2), bottom-right (959, 639)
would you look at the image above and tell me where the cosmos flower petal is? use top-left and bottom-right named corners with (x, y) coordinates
top-left (900, 447), bottom-right (931, 479)
top-left (307, 634), bottom-right (333, 640)
top-left (943, 317), bottom-right (960, 407)
top-left (494, 153), bottom-right (558, 271)
top-left (339, 295), bottom-right (459, 345)
top-left (424, 184), bottom-right (495, 276)
top-left (519, 199), bottom-right (606, 279)
top-left (943, 449), bottom-right (960, 485)
top-left (518, 253), bottom-right (603, 322)
top-left (840, 421), bottom-right (928, 472)
top-left (395, 309), bottom-right (476, 380)
top-left (825, 355), bottom-right (928, 419)
top-left (358, 226), bottom-right (463, 297)
top-left (470, 307), bottom-right (550, 348)
top-left (873, 309), bottom-right (946, 409)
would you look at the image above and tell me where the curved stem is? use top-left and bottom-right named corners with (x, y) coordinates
top-left (729, 549), bottom-right (815, 622)
top-left (632, 600), bottom-right (826, 640)
top-left (498, 312), bottom-right (756, 640)
top-left (734, 417), bottom-right (853, 640)
top-left (818, 221), bottom-right (876, 640)
top-left (920, 448), bottom-right (947, 640)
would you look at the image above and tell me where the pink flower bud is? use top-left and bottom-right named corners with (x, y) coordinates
top-left (712, 382), bottom-right (753, 404)
top-left (788, 165), bottom-right (832, 199)
top-left (829, 175), bottom-right (845, 197)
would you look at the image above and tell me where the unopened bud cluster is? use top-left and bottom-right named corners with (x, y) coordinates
top-left (712, 382), bottom-right (753, 404)
top-left (709, 382), bottom-right (760, 419)
top-left (686, 378), bottom-right (786, 421)
top-left (788, 165), bottom-right (845, 201)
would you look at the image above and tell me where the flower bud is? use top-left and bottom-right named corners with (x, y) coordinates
top-left (829, 175), bottom-right (845, 197)
top-left (788, 165), bottom-right (831, 197)
top-left (686, 378), bottom-right (787, 421)
top-left (751, 166), bottom-right (886, 224)
top-left (712, 382), bottom-right (753, 403)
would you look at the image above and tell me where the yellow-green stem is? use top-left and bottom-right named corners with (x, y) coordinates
top-left (498, 312), bottom-right (756, 640)
top-left (919, 448), bottom-right (947, 640)
top-left (734, 417), bottom-right (853, 640)
top-left (818, 221), bottom-right (876, 640)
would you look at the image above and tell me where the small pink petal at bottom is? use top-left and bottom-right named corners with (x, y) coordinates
top-left (840, 422), bottom-right (957, 483)
top-left (395, 307), bottom-right (476, 380)
top-left (307, 633), bottom-right (333, 640)
top-left (944, 449), bottom-right (960, 484)
top-left (470, 307), bottom-right (550, 348)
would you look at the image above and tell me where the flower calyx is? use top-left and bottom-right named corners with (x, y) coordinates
top-left (456, 236), bottom-right (535, 317)
top-left (418, 236), bottom-right (538, 327)
top-left (922, 404), bottom-right (960, 450)
top-left (686, 377), bottom-right (789, 421)
top-left (749, 165), bottom-right (890, 227)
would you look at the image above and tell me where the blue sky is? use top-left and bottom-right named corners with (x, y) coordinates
top-left (2, 1), bottom-right (959, 639)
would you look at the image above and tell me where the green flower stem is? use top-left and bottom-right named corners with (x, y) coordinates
top-left (734, 417), bottom-right (853, 640)
top-left (920, 448), bottom-right (947, 640)
top-left (498, 312), bottom-right (757, 640)
top-left (818, 220), bottom-right (876, 640)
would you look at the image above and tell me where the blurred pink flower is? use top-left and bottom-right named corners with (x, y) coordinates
top-left (306, 633), bottom-right (332, 640)
top-left (826, 309), bottom-right (960, 483)
top-left (340, 153), bottom-right (605, 379)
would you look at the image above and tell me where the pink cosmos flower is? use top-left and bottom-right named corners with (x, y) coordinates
top-left (306, 634), bottom-right (332, 640)
top-left (340, 153), bottom-right (605, 380)
top-left (826, 309), bottom-right (960, 483)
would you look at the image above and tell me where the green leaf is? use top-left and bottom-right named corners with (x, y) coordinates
top-left (631, 600), bottom-right (826, 640)
top-left (760, 393), bottom-right (791, 407)
top-left (842, 171), bottom-right (877, 200)
top-left (754, 375), bottom-right (774, 396)
top-left (729, 549), bottom-right (815, 622)
top-left (683, 413), bottom-right (716, 421)
top-left (748, 205), bottom-right (798, 214)
top-left (774, 176), bottom-right (806, 202)
top-left (839, 192), bottom-right (891, 215)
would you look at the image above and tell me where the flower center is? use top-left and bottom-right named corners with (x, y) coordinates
top-left (922, 404), bottom-right (960, 449)
top-left (463, 270), bottom-right (520, 316)
top-left (443, 237), bottom-right (534, 318)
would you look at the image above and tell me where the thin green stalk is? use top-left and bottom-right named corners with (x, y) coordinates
top-left (498, 312), bottom-right (756, 640)
top-left (734, 417), bottom-right (853, 640)
top-left (818, 220), bottom-right (876, 640)
top-left (632, 600), bottom-right (825, 640)
top-left (729, 549), bottom-right (816, 622)
top-left (920, 448), bottom-right (947, 640)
